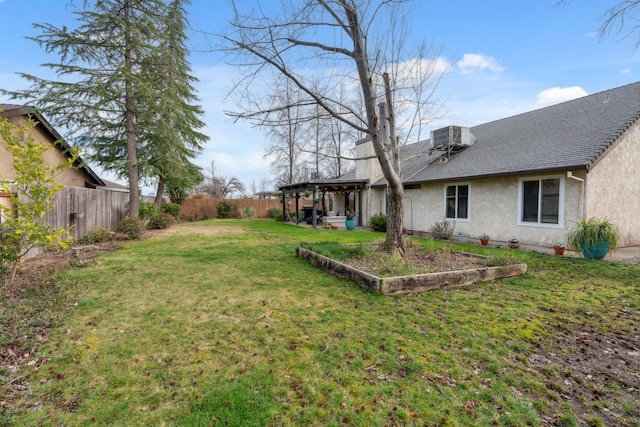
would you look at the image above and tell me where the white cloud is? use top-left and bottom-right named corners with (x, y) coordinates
top-left (536, 86), bottom-right (588, 107)
top-left (621, 68), bottom-right (632, 75)
top-left (457, 53), bottom-right (505, 75)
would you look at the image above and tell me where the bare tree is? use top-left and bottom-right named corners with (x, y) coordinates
top-left (262, 78), bottom-right (309, 186)
top-left (195, 160), bottom-right (246, 199)
top-left (556, 1), bottom-right (640, 49)
top-left (223, 0), bottom-right (442, 255)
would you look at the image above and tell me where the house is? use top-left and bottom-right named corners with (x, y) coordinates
top-left (282, 81), bottom-right (640, 248)
top-left (1, 104), bottom-right (129, 251)
top-left (0, 104), bottom-right (106, 189)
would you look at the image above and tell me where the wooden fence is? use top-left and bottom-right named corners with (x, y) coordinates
top-left (182, 198), bottom-right (308, 220)
top-left (19, 186), bottom-right (129, 258)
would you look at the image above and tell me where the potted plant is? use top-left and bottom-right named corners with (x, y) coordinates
top-left (323, 220), bottom-right (332, 229)
top-left (345, 210), bottom-right (357, 230)
top-left (566, 217), bottom-right (620, 260)
top-left (508, 238), bottom-right (520, 249)
top-left (479, 234), bottom-right (490, 246)
top-left (552, 242), bottom-right (565, 256)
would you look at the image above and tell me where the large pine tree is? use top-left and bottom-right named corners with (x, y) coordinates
top-left (2, 0), bottom-right (206, 217)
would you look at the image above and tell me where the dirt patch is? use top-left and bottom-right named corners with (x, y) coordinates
top-left (147, 221), bottom-right (245, 237)
top-left (531, 326), bottom-right (640, 426)
top-left (340, 244), bottom-right (490, 277)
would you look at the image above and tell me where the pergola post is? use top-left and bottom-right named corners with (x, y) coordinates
top-left (281, 189), bottom-right (286, 222)
top-left (311, 187), bottom-right (318, 228)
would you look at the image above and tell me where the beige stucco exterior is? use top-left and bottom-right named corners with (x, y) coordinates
top-left (1, 114), bottom-right (90, 188)
top-left (356, 131), bottom-right (639, 247)
top-left (584, 121), bottom-right (640, 247)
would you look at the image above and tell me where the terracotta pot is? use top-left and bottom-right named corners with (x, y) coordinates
top-left (480, 238), bottom-right (489, 246)
top-left (508, 242), bottom-right (520, 249)
top-left (553, 246), bottom-right (565, 256)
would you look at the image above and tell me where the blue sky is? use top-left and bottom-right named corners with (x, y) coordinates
top-left (1, 0), bottom-right (638, 194)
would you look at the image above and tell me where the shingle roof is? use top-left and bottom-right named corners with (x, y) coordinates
top-left (375, 81), bottom-right (640, 186)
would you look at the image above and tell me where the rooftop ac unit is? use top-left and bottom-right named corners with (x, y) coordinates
top-left (430, 126), bottom-right (471, 148)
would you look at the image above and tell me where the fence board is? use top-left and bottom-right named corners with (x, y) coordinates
top-left (21, 187), bottom-right (129, 258)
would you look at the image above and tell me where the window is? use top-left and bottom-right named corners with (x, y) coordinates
top-left (519, 177), bottom-right (562, 225)
top-left (445, 184), bottom-right (469, 220)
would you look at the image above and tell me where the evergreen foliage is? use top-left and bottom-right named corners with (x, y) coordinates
top-left (1, 0), bottom-right (206, 217)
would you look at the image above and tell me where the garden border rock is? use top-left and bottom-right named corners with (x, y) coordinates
top-left (297, 246), bottom-right (527, 295)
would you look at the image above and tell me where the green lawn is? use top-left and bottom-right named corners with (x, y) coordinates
top-left (3, 220), bottom-right (639, 426)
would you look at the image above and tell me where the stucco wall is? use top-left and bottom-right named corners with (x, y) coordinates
top-left (585, 122), bottom-right (640, 246)
top-left (1, 115), bottom-right (88, 188)
top-left (367, 172), bottom-right (583, 247)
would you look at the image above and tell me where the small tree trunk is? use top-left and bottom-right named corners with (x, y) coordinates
top-left (155, 175), bottom-right (165, 207)
top-left (378, 99), bottom-right (405, 257)
top-left (124, 0), bottom-right (139, 218)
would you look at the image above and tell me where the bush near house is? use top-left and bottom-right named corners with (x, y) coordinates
top-left (76, 227), bottom-right (114, 245)
top-left (369, 213), bottom-right (388, 232)
top-left (138, 201), bottom-right (158, 222)
top-left (160, 203), bottom-right (182, 220)
top-left (116, 217), bottom-right (146, 240)
top-left (430, 219), bottom-right (455, 240)
top-left (266, 207), bottom-right (283, 219)
top-left (149, 212), bottom-right (176, 229)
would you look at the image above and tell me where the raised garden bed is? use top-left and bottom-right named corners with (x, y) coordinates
top-left (297, 245), bottom-right (527, 295)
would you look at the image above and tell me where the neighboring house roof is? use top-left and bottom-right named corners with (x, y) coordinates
top-left (99, 179), bottom-right (129, 192)
top-left (373, 80), bottom-right (640, 186)
top-left (0, 104), bottom-right (105, 187)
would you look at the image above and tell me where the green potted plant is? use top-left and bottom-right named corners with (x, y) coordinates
top-left (552, 242), bottom-right (565, 256)
top-left (479, 234), bottom-right (490, 246)
top-left (345, 210), bottom-right (357, 230)
top-left (566, 217), bottom-right (620, 260)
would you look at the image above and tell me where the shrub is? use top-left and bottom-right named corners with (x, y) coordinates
top-left (243, 206), bottom-right (254, 218)
top-left (77, 227), bottom-right (114, 244)
top-left (160, 202), bottom-right (182, 220)
top-left (138, 200), bottom-right (158, 221)
top-left (217, 201), bottom-right (232, 218)
top-left (149, 212), bottom-right (176, 229)
top-left (369, 214), bottom-right (388, 232)
top-left (430, 219), bottom-right (455, 240)
top-left (116, 217), bottom-right (146, 240)
top-left (266, 207), bottom-right (283, 220)
top-left (199, 205), bottom-right (216, 220)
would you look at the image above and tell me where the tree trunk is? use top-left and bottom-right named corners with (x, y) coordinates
top-left (345, 4), bottom-right (404, 256)
top-left (155, 175), bottom-right (165, 207)
top-left (124, 0), bottom-right (139, 218)
top-left (378, 101), bottom-right (405, 256)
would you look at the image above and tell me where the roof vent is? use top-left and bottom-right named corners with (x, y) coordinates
top-left (430, 126), bottom-right (472, 148)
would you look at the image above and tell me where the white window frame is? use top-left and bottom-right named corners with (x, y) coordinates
top-left (517, 175), bottom-right (565, 228)
top-left (443, 183), bottom-right (471, 222)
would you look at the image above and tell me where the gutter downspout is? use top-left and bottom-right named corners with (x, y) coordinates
top-left (566, 171), bottom-right (585, 219)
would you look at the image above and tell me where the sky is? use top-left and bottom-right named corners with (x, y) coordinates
top-left (1, 0), bottom-right (639, 195)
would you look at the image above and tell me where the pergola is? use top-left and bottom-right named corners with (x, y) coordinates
top-left (279, 178), bottom-right (369, 226)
